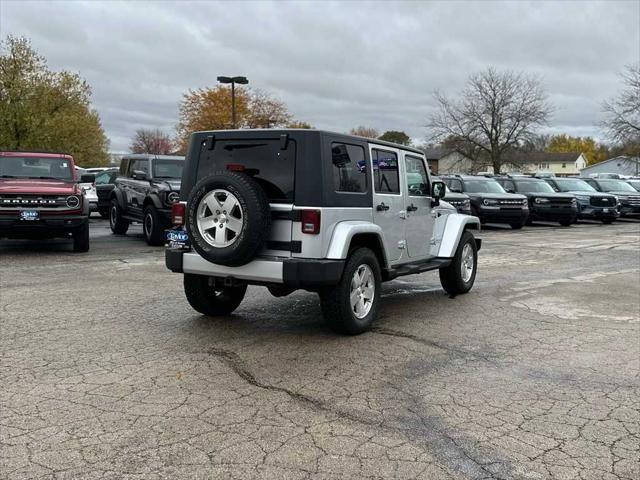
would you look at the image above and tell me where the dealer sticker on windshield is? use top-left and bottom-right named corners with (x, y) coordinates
top-left (20, 210), bottom-right (39, 221)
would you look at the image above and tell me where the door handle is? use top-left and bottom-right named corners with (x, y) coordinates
top-left (407, 204), bottom-right (418, 212)
top-left (376, 202), bottom-right (390, 211)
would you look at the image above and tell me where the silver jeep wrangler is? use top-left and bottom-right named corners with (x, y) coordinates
top-left (166, 130), bottom-right (481, 334)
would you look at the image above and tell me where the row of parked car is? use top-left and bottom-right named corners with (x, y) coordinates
top-left (439, 173), bottom-right (640, 228)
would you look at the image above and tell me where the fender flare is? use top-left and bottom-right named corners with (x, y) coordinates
top-left (144, 193), bottom-right (163, 210)
top-left (437, 213), bottom-right (480, 258)
top-left (326, 221), bottom-right (387, 264)
top-left (109, 187), bottom-right (126, 209)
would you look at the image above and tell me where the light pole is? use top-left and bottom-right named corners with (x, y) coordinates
top-left (217, 76), bottom-right (248, 129)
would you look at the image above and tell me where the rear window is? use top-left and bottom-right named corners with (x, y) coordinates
top-left (197, 139), bottom-right (295, 203)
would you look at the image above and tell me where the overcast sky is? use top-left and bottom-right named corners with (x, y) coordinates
top-left (1, 0), bottom-right (638, 152)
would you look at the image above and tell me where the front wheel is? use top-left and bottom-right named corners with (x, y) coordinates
top-left (559, 218), bottom-right (573, 227)
top-left (320, 247), bottom-right (381, 335)
top-left (143, 206), bottom-right (165, 246)
top-left (184, 274), bottom-right (247, 316)
top-left (510, 222), bottom-right (524, 230)
top-left (110, 199), bottom-right (130, 234)
top-left (72, 221), bottom-right (90, 252)
top-left (439, 230), bottom-right (477, 295)
top-left (602, 218), bottom-right (614, 224)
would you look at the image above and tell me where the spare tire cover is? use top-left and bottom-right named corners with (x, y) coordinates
top-left (186, 171), bottom-right (271, 267)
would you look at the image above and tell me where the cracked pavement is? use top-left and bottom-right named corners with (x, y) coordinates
top-left (1, 218), bottom-right (639, 479)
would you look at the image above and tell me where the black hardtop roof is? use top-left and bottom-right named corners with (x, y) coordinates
top-left (191, 129), bottom-right (425, 155)
top-left (441, 174), bottom-right (500, 181)
top-left (122, 154), bottom-right (185, 161)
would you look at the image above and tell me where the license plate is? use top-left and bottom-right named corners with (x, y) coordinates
top-left (20, 210), bottom-right (39, 221)
top-left (603, 208), bottom-right (609, 213)
top-left (166, 229), bottom-right (189, 248)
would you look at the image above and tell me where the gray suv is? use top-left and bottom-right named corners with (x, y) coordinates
top-left (166, 130), bottom-right (481, 334)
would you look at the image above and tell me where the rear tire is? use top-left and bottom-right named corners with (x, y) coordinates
top-left (510, 222), bottom-right (524, 230)
top-left (559, 219), bottom-right (573, 227)
top-left (72, 221), bottom-right (90, 252)
top-left (143, 205), bottom-right (165, 246)
top-left (110, 199), bottom-right (130, 234)
top-left (602, 218), bottom-right (614, 224)
top-left (98, 208), bottom-right (109, 219)
top-left (184, 274), bottom-right (247, 316)
top-left (319, 248), bottom-right (381, 335)
top-left (439, 230), bottom-right (477, 295)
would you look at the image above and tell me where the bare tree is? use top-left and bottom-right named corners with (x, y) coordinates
top-left (427, 68), bottom-right (552, 173)
top-left (130, 128), bottom-right (174, 155)
top-left (602, 64), bottom-right (640, 146)
top-left (244, 89), bottom-right (292, 129)
top-left (350, 126), bottom-right (379, 138)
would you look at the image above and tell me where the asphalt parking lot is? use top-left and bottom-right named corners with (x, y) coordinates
top-left (1, 218), bottom-right (639, 480)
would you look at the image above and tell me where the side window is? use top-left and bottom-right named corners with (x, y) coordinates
top-left (405, 155), bottom-right (429, 196)
top-left (331, 143), bottom-right (367, 193)
top-left (95, 172), bottom-right (110, 184)
top-left (372, 149), bottom-right (400, 194)
top-left (129, 159), bottom-right (149, 176)
top-left (450, 179), bottom-right (463, 192)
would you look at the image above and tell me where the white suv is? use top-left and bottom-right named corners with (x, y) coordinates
top-left (166, 130), bottom-right (481, 334)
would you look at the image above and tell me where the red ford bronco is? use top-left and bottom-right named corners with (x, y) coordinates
top-left (0, 151), bottom-right (93, 252)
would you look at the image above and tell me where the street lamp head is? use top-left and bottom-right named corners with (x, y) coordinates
top-left (217, 76), bottom-right (248, 85)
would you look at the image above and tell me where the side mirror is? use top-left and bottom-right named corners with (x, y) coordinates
top-left (450, 186), bottom-right (462, 193)
top-left (80, 173), bottom-right (95, 183)
top-left (506, 188), bottom-right (515, 194)
top-left (431, 181), bottom-right (446, 206)
top-left (132, 170), bottom-right (148, 180)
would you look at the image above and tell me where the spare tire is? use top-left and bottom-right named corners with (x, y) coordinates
top-left (186, 171), bottom-right (271, 266)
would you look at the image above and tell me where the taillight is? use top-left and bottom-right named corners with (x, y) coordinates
top-left (300, 209), bottom-right (321, 234)
top-left (172, 202), bottom-right (186, 226)
top-left (226, 163), bottom-right (245, 172)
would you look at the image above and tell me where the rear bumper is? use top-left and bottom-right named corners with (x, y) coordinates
top-left (166, 249), bottom-right (345, 289)
top-left (0, 214), bottom-right (88, 238)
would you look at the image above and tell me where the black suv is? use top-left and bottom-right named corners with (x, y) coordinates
top-left (109, 154), bottom-right (184, 245)
top-left (441, 175), bottom-right (529, 229)
top-left (544, 177), bottom-right (619, 224)
top-left (495, 176), bottom-right (577, 226)
top-left (582, 178), bottom-right (640, 217)
top-left (94, 168), bottom-right (118, 218)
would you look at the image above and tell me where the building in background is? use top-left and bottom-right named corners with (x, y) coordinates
top-left (438, 151), bottom-right (586, 176)
top-left (580, 156), bottom-right (640, 177)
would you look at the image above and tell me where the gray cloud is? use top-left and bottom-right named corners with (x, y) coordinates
top-left (2, 0), bottom-right (638, 151)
